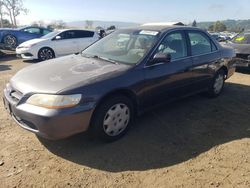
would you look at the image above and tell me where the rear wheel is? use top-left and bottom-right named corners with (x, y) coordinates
top-left (207, 69), bottom-right (226, 97)
top-left (38, 47), bottom-right (55, 61)
top-left (3, 35), bottom-right (17, 49)
top-left (90, 95), bottom-right (134, 142)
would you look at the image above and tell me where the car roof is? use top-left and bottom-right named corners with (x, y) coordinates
top-left (18, 26), bottom-right (52, 30)
top-left (55, 29), bottom-right (96, 33)
top-left (124, 25), bottom-right (202, 33)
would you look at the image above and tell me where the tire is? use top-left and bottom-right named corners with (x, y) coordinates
top-left (90, 95), bottom-right (134, 142)
top-left (38, 47), bottom-right (55, 61)
top-left (206, 69), bottom-right (226, 98)
top-left (3, 35), bottom-right (17, 49)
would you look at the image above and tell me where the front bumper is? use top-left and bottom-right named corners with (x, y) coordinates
top-left (3, 88), bottom-right (95, 140)
top-left (16, 47), bottom-right (37, 60)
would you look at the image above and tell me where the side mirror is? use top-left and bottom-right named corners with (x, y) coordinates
top-left (53, 36), bottom-right (61, 40)
top-left (150, 53), bottom-right (171, 64)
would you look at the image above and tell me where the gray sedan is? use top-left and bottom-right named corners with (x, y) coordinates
top-left (3, 25), bottom-right (235, 141)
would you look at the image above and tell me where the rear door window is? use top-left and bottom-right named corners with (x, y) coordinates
top-left (188, 31), bottom-right (215, 56)
top-left (75, 30), bottom-right (95, 38)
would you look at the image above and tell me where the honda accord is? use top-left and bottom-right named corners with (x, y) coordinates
top-left (3, 25), bottom-right (236, 141)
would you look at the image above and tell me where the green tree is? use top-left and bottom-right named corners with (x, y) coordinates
top-left (192, 20), bottom-right (197, 27)
top-left (208, 21), bottom-right (227, 32)
top-left (0, 1), bottom-right (3, 27)
top-left (3, 0), bottom-right (28, 27)
top-left (214, 21), bottom-right (227, 32)
top-left (208, 24), bottom-right (214, 31)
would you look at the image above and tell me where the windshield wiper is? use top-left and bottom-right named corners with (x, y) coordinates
top-left (92, 55), bottom-right (119, 65)
top-left (81, 53), bottom-right (119, 64)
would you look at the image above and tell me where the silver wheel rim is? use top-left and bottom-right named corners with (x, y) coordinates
top-left (214, 74), bottom-right (224, 94)
top-left (5, 35), bottom-right (16, 47)
top-left (103, 103), bottom-right (130, 136)
top-left (39, 49), bottom-right (54, 60)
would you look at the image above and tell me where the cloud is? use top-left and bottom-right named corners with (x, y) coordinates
top-left (208, 4), bottom-right (225, 11)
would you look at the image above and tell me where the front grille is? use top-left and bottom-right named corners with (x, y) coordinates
top-left (10, 90), bottom-right (23, 102)
top-left (24, 53), bottom-right (33, 57)
top-left (6, 84), bottom-right (23, 103)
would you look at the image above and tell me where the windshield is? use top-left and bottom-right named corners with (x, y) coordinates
top-left (232, 32), bottom-right (250, 44)
top-left (41, 30), bottom-right (61, 39)
top-left (82, 29), bottom-right (160, 64)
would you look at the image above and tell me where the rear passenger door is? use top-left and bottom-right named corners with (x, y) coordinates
top-left (75, 30), bottom-right (98, 51)
top-left (187, 30), bottom-right (221, 89)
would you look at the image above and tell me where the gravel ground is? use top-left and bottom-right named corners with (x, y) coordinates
top-left (0, 54), bottom-right (249, 188)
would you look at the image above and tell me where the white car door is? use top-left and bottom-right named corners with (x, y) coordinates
top-left (51, 30), bottom-right (79, 57)
top-left (75, 30), bottom-right (99, 51)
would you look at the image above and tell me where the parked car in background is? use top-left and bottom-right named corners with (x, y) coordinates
top-left (3, 25), bottom-right (235, 141)
top-left (210, 33), bottom-right (226, 42)
top-left (16, 29), bottom-right (99, 61)
top-left (0, 26), bottom-right (52, 50)
top-left (222, 31), bottom-right (250, 68)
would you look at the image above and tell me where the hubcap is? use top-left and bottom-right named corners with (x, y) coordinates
top-left (103, 103), bottom-right (130, 136)
top-left (39, 49), bottom-right (54, 60)
top-left (214, 74), bottom-right (224, 94)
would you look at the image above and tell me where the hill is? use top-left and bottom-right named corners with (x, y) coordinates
top-left (66, 20), bottom-right (140, 29)
top-left (197, 19), bottom-right (250, 31)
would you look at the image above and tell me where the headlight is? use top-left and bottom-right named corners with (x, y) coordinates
top-left (26, 94), bottom-right (82, 109)
top-left (27, 43), bottom-right (37, 48)
top-left (19, 43), bottom-right (37, 48)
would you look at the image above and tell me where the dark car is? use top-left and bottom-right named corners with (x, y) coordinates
top-left (0, 26), bottom-right (52, 50)
top-left (223, 31), bottom-right (250, 68)
top-left (210, 33), bottom-right (224, 42)
top-left (3, 25), bottom-right (235, 141)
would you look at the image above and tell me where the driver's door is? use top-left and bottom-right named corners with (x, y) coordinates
top-left (143, 31), bottom-right (193, 108)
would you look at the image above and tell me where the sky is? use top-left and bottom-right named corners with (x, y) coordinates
top-left (17, 0), bottom-right (250, 25)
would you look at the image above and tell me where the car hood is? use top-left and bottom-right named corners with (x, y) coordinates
top-left (223, 41), bottom-right (250, 54)
top-left (18, 38), bottom-right (47, 47)
top-left (10, 54), bottom-right (131, 94)
top-left (0, 28), bottom-right (17, 31)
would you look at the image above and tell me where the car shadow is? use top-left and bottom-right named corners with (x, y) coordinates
top-left (39, 82), bottom-right (250, 172)
top-left (23, 59), bottom-right (40, 63)
top-left (236, 67), bottom-right (250, 74)
top-left (0, 64), bottom-right (12, 71)
top-left (0, 50), bottom-right (17, 61)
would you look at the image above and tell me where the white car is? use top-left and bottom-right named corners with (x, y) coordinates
top-left (16, 29), bottom-right (99, 61)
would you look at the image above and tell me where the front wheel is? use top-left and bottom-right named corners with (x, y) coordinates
top-left (207, 69), bottom-right (226, 98)
top-left (90, 95), bottom-right (134, 142)
top-left (38, 47), bottom-right (55, 61)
